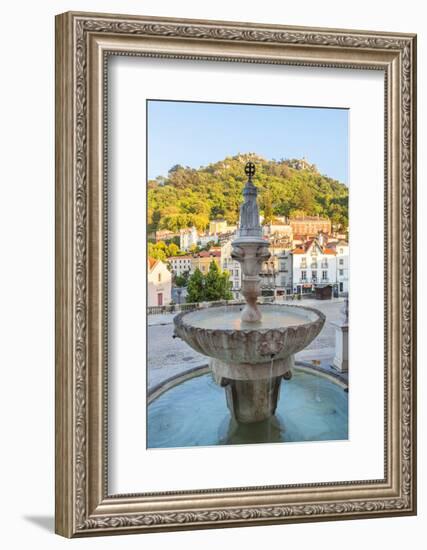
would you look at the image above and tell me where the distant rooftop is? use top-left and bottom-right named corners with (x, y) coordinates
top-left (290, 215), bottom-right (330, 222)
top-left (168, 255), bottom-right (193, 261)
top-left (148, 257), bottom-right (167, 271)
top-left (194, 250), bottom-right (221, 258)
top-left (291, 239), bottom-right (337, 256)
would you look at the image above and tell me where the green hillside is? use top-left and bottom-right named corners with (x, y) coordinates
top-left (147, 153), bottom-right (348, 233)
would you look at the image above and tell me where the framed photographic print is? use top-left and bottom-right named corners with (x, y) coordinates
top-left (55, 11), bottom-right (417, 537)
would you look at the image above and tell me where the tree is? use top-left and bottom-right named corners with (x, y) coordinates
top-left (175, 271), bottom-right (190, 287)
top-left (168, 164), bottom-right (184, 174)
top-left (260, 189), bottom-right (274, 225)
top-left (184, 213), bottom-right (209, 231)
top-left (148, 154), bottom-right (348, 239)
top-left (289, 209), bottom-right (307, 219)
top-left (167, 242), bottom-right (179, 257)
top-left (211, 205), bottom-right (225, 218)
top-left (186, 268), bottom-right (205, 303)
top-left (186, 262), bottom-right (232, 303)
top-left (148, 242), bottom-right (167, 262)
top-left (204, 261), bottom-right (233, 301)
top-left (297, 184), bottom-right (315, 212)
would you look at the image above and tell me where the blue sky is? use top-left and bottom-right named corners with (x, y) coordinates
top-left (147, 100), bottom-right (348, 184)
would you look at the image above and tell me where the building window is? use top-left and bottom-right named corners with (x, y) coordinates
top-left (339, 258), bottom-right (344, 265)
top-left (340, 248), bottom-right (344, 254)
top-left (340, 282), bottom-right (344, 292)
top-left (312, 270), bottom-right (317, 282)
top-left (339, 269), bottom-right (344, 276)
top-left (322, 270), bottom-right (328, 280)
top-left (157, 293), bottom-right (163, 306)
top-left (158, 273), bottom-right (161, 282)
top-left (301, 270), bottom-right (307, 281)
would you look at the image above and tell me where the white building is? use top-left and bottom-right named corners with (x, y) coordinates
top-left (291, 238), bottom-right (337, 294)
top-left (220, 239), bottom-right (242, 299)
top-left (198, 233), bottom-right (219, 248)
top-left (277, 251), bottom-right (293, 295)
top-left (262, 221), bottom-right (293, 243)
top-left (209, 219), bottom-right (228, 235)
top-left (179, 226), bottom-right (198, 251)
top-left (147, 258), bottom-right (172, 307)
top-left (334, 240), bottom-right (349, 295)
top-left (168, 255), bottom-right (192, 277)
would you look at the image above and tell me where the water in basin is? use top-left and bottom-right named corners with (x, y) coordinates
top-left (182, 305), bottom-right (311, 330)
top-left (147, 369), bottom-right (348, 448)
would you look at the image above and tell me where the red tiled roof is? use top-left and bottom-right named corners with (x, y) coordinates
top-left (196, 250), bottom-right (221, 258)
top-left (168, 255), bottom-right (192, 261)
top-left (290, 216), bottom-right (331, 222)
top-left (148, 257), bottom-right (157, 270)
top-left (292, 242), bottom-right (336, 255)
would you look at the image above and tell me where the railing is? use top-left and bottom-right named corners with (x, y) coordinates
top-left (148, 299), bottom-right (244, 315)
top-left (147, 295), bottom-right (285, 315)
top-left (147, 290), bottom-right (343, 314)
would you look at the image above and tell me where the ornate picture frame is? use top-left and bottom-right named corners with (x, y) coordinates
top-left (55, 11), bottom-right (417, 537)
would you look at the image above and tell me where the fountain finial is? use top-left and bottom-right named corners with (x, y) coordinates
top-left (236, 162), bottom-right (263, 241)
top-left (244, 161), bottom-right (256, 181)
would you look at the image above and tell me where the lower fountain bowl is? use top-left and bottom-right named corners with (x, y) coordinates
top-left (147, 368), bottom-right (348, 448)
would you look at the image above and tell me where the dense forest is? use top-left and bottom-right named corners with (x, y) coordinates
top-left (147, 153), bottom-right (349, 233)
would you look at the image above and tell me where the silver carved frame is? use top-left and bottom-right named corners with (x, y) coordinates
top-left (55, 11), bottom-right (417, 537)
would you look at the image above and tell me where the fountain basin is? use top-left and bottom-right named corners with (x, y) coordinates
top-left (147, 368), bottom-right (348, 448)
top-left (173, 304), bottom-right (325, 364)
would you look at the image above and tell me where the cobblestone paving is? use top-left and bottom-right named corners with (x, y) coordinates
top-left (147, 298), bottom-right (346, 389)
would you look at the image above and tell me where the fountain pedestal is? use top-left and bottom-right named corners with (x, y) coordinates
top-left (231, 241), bottom-right (270, 323)
top-left (211, 356), bottom-right (294, 423)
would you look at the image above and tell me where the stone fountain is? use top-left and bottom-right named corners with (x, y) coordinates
top-left (174, 162), bottom-right (325, 424)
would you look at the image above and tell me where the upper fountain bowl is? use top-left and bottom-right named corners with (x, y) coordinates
top-left (173, 304), bottom-right (325, 364)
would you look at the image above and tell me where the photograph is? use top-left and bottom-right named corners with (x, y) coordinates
top-left (146, 100), bottom-right (350, 448)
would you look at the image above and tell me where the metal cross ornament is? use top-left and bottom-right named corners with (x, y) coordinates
top-left (245, 161), bottom-right (256, 181)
